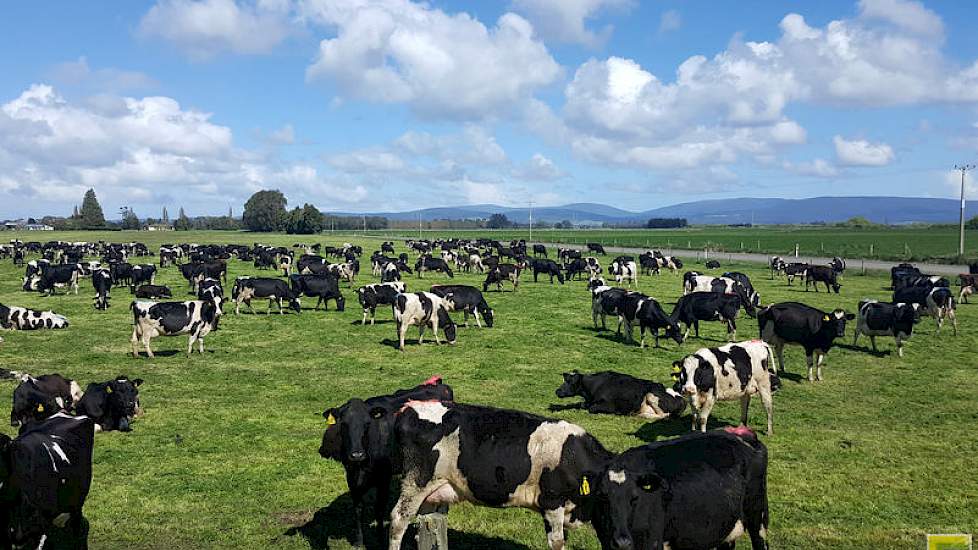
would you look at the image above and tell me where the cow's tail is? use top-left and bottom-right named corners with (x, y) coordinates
top-left (765, 343), bottom-right (781, 391)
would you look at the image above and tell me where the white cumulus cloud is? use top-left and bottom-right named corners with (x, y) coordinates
top-left (833, 136), bottom-right (895, 166)
top-left (509, 0), bottom-right (632, 46)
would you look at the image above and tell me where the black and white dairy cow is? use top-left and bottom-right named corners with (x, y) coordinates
top-left (356, 282), bottom-right (405, 325)
top-left (0, 413), bottom-right (95, 549)
top-left (392, 292), bottom-right (457, 351)
top-left (196, 277), bottom-right (223, 304)
top-left (758, 302), bottom-right (854, 381)
top-left (75, 376), bottom-right (143, 432)
top-left (319, 376), bottom-right (453, 547)
top-left (770, 256), bottom-right (787, 278)
top-left (429, 284), bottom-right (494, 328)
top-left (852, 300), bottom-right (919, 357)
top-left (592, 428), bottom-right (770, 550)
top-left (784, 262), bottom-right (809, 285)
top-left (389, 401), bottom-right (613, 550)
top-left (130, 299), bottom-right (221, 357)
top-left (609, 260), bottom-right (638, 287)
top-left (684, 274), bottom-right (760, 314)
top-left (531, 259), bottom-right (565, 284)
top-left (617, 293), bottom-right (683, 348)
top-left (10, 373), bottom-right (83, 429)
top-left (483, 263), bottom-right (522, 292)
top-left (129, 264), bottom-right (157, 291)
top-left (0, 303), bottom-right (69, 330)
top-left (289, 273), bottom-right (345, 312)
top-left (672, 340), bottom-right (779, 435)
top-left (232, 277), bottom-right (301, 314)
top-left (134, 284), bottom-right (173, 300)
top-left (415, 256), bottom-right (454, 279)
top-left (23, 263), bottom-right (81, 295)
top-left (92, 268), bottom-right (112, 310)
top-left (671, 291), bottom-right (750, 342)
top-left (554, 371), bottom-right (685, 420)
top-left (893, 285), bottom-right (957, 335)
top-left (590, 286), bottom-right (629, 334)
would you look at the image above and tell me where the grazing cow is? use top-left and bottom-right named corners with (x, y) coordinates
top-left (784, 262), bottom-right (809, 285)
top-left (959, 273), bottom-right (978, 303)
top-left (357, 282), bottom-right (405, 324)
top-left (533, 244), bottom-right (548, 258)
top-left (393, 292), bottom-right (457, 350)
top-left (134, 284), bottom-right (173, 300)
top-left (130, 299), bottom-right (221, 358)
top-left (232, 277), bottom-right (301, 314)
top-left (830, 256), bottom-right (846, 275)
top-left (483, 264), bottom-right (522, 292)
top-left (685, 275), bottom-right (760, 314)
top-left (554, 370), bottom-right (685, 420)
top-left (381, 241), bottom-right (396, 255)
top-left (610, 260), bottom-right (638, 287)
top-left (592, 429), bottom-right (770, 550)
top-left (290, 274), bottom-right (345, 312)
top-left (895, 274), bottom-right (949, 292)
top-left (758, 302), bottom-right (853, 381)
top-left (584, 257), bottom-right (603, 277)
top-left (705, 259), bottom-right (721, 269)
top-left (681, 271), bottom-right (701, 294)
top-left (805, 265), bottom-right (841, 293)
top-left (92, 268), bottom-right (112, 310)
top-left (617, 293), bottom-right (682, 348)
top-left (430, 284), bottom-right (494, 328)
top-left (23, 264), bottom-right (81, 295)
top-left (672, 340), bottom-right (778, 435)
top-left (129, 264), bottom-right (157, 291)
top-left (591, 286), bottom-right (629, 333)
top-left (671, 291), bottom-right (751, 341)
top-left (110, 261), bottom-right (134, 288)
top-left (10, 373), bottom-right (83, 428)
top-left (0, 304), bottom-right (69, 330)
top-left (563, 258), bottom-right (588, 281)
top-left (389, 401), bottom-right (613, 550)
top-left (415, 257), bottom-right (454, 279)
top-left (587, 242), bottom-right (607, 255)
top-left (770, 256), bottom-right (786, 278)
top-left (638, 253), bottom-right (660, 276)
top-left (0, 413), bottom-right (95, 549)
top-left (890, 263), bottom-right (921, 289)
top-left (319, 377), bottom-right (454, 547)
top-left (75, 376), bottom-right (143, 432)
top-left (197, 278), bottom-right (223, 304)
top-left (853, 300), bottom-right (919, 357)
top-left (893, 286), bottom-right (958, 335)
top-left (531, 259), bottom-right (564, 284)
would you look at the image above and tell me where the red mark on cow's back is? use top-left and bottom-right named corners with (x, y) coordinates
top-left (725, 426), bottom-right (755, 438)
top-left (422, 375), bottom-right (443, 386)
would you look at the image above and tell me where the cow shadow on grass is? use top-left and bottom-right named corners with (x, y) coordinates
top-left (349, 320), bottom-right (396, 326)
top-left (631, 416), bottom-right (734, 442)
top-left (285, 492), bottom-right (532, 550)
top-left (130, 349), bottom-right (208, 358)
top-left (833, 343), bottom-right (890, 358)
top-left (774, 370), bottom-right (806, 383)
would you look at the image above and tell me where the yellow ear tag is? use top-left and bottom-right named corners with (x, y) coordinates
top-left (823, 315), bottom-right (830, 321)
top-left (326, 413), bottom-right (336, 426)
top-left (579, 476), bottom-right (591, 496)
top-left (641, 483), bottom-right (653, 491)
top-left (106, 386), bottom-right (113, 394)
top-left (671, 366), bottom-right (681, 373)
top-left (37, 404), bottom-right (45, 413)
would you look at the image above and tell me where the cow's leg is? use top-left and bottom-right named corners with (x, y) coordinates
top-left (774, 343), bottom-right (785, 373)
top-left (694, 319), bottom-right (701, 338)
top-left (389, 482), bottom-right (441, 550)
top-left (142, 334), bottom-right (154, 358)
top-left (949, 308), bottom-right (958, 336)
top-left (852, 330), bottom-right (860, 347)
top-left (869, 335), bottom-right (877, 353)
top-left (896, 334), bottom-right (904, 358)
top-left (806, 352), bottom-right (815, 382)
top-left (198, 334), bottom-right (205, 354)
top-left (187, 334), bottom-right (196, 357)
top-left (398, 321), bottom-right (407, 351)
top-left (431, 322), bottom-right (441, 345)
top-left (727, 318), bottom-right (736, 341)
top-left (696, 398), bottom-right (714, 432)
top-left (417, 324), bottom-right (426, 345)
top-left (362, 309), bottom-right (368, 325)
top-left (639, 325), bottom-right (646, 348)
top-left (131, 327), bottom-right (140, 358)
top-left (542, 507), bottom-right (567, 550)
top-left (815, 352), bottom-right (825, 381)
top-left (740, 394), bottom-right (751, 427)
top-left (474, 309), bottom-right (482, 328)
top-left (760, 388), bottom-right (774, 436)
top-left (682, 323), bottom-right (690, 342)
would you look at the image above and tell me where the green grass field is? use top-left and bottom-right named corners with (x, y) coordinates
top-left (1, 230), bottom-right (976, 549)
top-left (375, 226), bottom-right (978, 263)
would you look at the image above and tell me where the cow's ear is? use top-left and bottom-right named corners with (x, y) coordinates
top-left (637, 472), bottom-right (667, 493)
top-left (845, 313), bottom-right (855, 320)
top-left (132, 378), bottom-right (144, 387)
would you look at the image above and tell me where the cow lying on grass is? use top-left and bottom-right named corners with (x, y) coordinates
top-left (554, 370), bottom-right (685, 420)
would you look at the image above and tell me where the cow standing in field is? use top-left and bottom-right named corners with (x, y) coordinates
top-left (319, 377), bottom-right (454, 547)
top-left (852, 300), bottom-right (919, 357)
top-left (591, 286), bottom-right (629, 333)
top-left (388, 401), bottom-right (613, 550)
top-left (483, 263), bottom-right (523, 292)
top-left (617, 293), bottom-right (683, 348)
top-left (553, 370), bottom-right (685, 420)
top-left (587, 242), bottom-right (607, 255)
top-left (430, 284), bottom-right (494, 328)
top-left (130, 299), bottom-right (221, 357)
top-left (592, 429), bottom-right (770, 550)
top-left (415, 256), bottom-right (454, 279)
top-left (23, 264), bottom-right (81, 295)
top-left (671, 291), bottom-right (752, 342)
top-left (92, 268), bottom-right (112, 310)
top-left (893, 286), bottom-right (958, 335)
top-left (357, 282), bottom-right (405, 324)
top-left (805, 265), bottom-right (841, 293)
top-left (392, 292), bottom-right (457, 351)
top-left (610, 260), bottom-right (638, 287)
top-left (770, 256), bottom-right (787, 278)
top-left (959, 273), bottom-right (978, 303)
top-left (784, 263), bottom-right (808, 285)
top-left (672, 340), bottom-right (779, 435)
top-left (758, 302), bottom-right (853, 381)
top-left (232, 277), bottom-right (301, 315)
top-left (290, 274), bottom-right (345, 312)
top-left (533, 244), bottom-right (547, 258)
top-left (531, 259), bottom-right (564, 284)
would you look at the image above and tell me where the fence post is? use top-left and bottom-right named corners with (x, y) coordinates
top-left (417, 504), bottom-right (449, 550)
top-left (794, 244), bottom-right (799, 258)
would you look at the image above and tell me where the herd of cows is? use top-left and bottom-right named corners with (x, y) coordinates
top-left (0, 236), bottom-right (974, 549)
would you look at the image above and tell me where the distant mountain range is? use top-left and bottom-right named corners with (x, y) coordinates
top-left (332, 196), bottom-right (978, 225)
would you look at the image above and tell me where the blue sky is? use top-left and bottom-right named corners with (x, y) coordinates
top-left (1, 0), bottom-right (977, 218)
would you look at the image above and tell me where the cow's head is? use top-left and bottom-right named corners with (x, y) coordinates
top-left (437, 305), bottom-right (457, 344)
top-left (672, 258), bottom-right (683, 269)
top-left (824, 309), bottom-right (855, 337)
top-left (22, 274), bottom-right (40, 291)
top-left (11, 380), bottom-right (60, 428)
top-left (672, 355), bottom-right (713, 396)
top-left (593, 458), bottom-right (668, 550)
top-left (320, 398), bottom-right (393, 464)
top-left (555, 371), bottom-right (584, 398)
top-left (663, 321), bottom-right (684, 345)
top-left (288, 293), bottom-right (302, 314)
top-left (478, 302), bottom-right (494, 328)
top-left (79, 377), bottom-right (143, 432)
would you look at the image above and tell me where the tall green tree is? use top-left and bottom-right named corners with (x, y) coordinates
top-left (162, 206), bottom-right (169, 223)
top-left (120, 207), bottom-right (140, 230)
top-left (285, 203), bottom-right (325, 234)
top-left (79, 188), bottom-right (106, 229)
top-left (174, 207), bottom-right (192, 231)
top-left (242, 190), bottom-right (287, 232)
top-left (486, 213), bottom-right (511, 229)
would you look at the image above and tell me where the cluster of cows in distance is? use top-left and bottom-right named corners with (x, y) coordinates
top-left (0, 236), bottom-right (975, 549)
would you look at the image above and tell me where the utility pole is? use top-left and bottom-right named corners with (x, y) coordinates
top-left (955, 164), bottom-right (975, 257)
top-left (362, 215), bottom-right (366, 234)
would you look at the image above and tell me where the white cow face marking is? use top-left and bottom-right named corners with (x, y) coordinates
top-left (608, 470), bottom-right (627, 484)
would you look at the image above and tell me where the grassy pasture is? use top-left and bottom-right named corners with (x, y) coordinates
top-left (376, 226), bottom-right (978, 263)
top-left (0, 230), bottom-right (976, 550)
